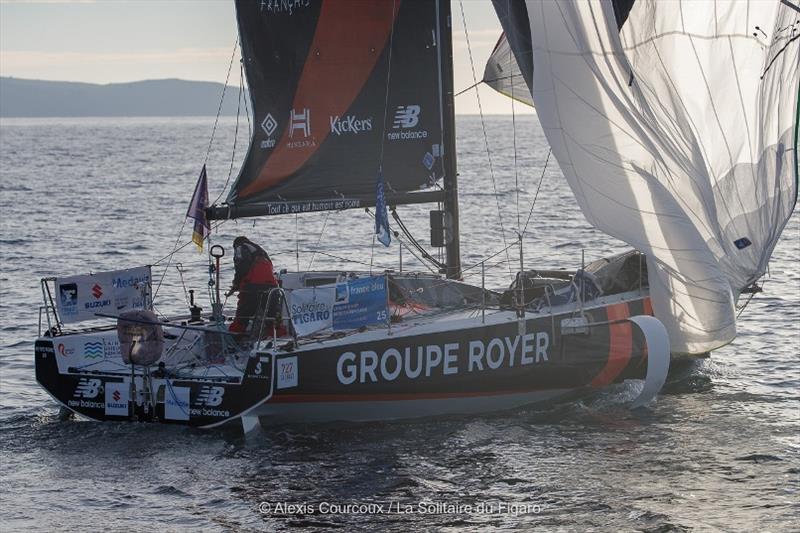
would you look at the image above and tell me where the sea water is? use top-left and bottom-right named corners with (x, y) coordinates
top-left (0, 115), bottom-right (797, 531)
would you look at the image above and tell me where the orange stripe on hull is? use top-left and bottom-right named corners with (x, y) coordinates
top-left (271, 389), bottom-right (544, 403)
top-left (643, 297), bottom-right (653, 316)
top-left (590, 302), bottom-right (633, 387)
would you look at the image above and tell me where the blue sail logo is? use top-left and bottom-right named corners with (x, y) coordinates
top-left (84, 341), bottom-right (104, 359)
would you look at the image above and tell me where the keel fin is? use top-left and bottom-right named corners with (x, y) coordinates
top-left (628, 315), bottom-right (670, 408)
top-left (240, 415), bottom-right (261, 435)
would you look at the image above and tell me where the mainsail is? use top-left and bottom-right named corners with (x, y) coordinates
top-left (497, 0), bottom-right (798, 354)
top-left (211, 0), bottom-right (458, 219)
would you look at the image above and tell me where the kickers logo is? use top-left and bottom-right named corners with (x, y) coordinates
top-left (388, 105), bottom-right (427, 141)
top-left (330, 115), bottom-right (372, 136)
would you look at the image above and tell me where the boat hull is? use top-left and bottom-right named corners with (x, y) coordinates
top-left (258, 296), bottom-right (653, 422)
top-left (35, 294), bottom-right (655, 428)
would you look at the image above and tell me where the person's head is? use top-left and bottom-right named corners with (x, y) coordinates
top-left (233, 236), bottom-right (268, 262)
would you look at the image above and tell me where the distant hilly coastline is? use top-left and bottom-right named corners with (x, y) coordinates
top-left (0, 77), bottom-right (246, 117)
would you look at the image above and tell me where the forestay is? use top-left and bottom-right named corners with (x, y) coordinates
top-left (504, 0), bottom-right (798, 353)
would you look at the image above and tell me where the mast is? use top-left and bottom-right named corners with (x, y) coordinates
top-left (438, 0), bottom-right (461, 279)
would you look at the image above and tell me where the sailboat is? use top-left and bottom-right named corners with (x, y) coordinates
top-left (34, 0), bottom-right (797, 431)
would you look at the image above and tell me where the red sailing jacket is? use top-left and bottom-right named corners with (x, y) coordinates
top-left (229, 256), bottom-right (277, 333)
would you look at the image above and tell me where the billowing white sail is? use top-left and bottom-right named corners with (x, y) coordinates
top-left (522, 0), bottom-right (798, 353)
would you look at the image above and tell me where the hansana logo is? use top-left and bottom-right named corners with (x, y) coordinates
top-left (286, 108), bottom-right (316, 149)
top-left (392, 105), bottom-right (420, 129)
top-left (195, 386), bottom-right (224, 407)
top-left (74, 378), bottom-right (102, 399)
top-left (289, 108), bottom-right (311, 138)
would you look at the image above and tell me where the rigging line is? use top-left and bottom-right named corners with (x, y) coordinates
top-left (152, 218), bottom-right (188, 302)
top-left (455, 76), bottom-right (518, 98)
top-left (458, 0), bottom-right (513, 280)
top-left (460, 240), bottom-right (521, 276)
top-left (151, 218), bottom-right (231, 267)
top-left (390, 209), bottom-right (446, 271)
top-left (522, 149), bottom-right (552, 238)
top-left (310, 250), bottom-right (390, 271)
top-left (454, 80), bottom-right (482, 97)
top-left (377, 0), bottom-right (397, 167)
top-left (508, 0), bottom-right (520, 234)
top-left (204, 36), bottom-right (239, 166)
top-left (241, 61), bottom-right (251, 139)
top-left (153, 38), bottom-right (238, 300)
top-left (369, 231), bottom-right (376, 275)
top-left (365, 208), bottom-right (440, 274)
top-left (212, 75), bottom-right (243, 206)
top-left (295, 214), bottom-right (300, 272)
top-left (306, 211), bottom-right (332, 270)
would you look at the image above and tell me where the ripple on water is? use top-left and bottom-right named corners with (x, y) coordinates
top-left (0, 116), bottom-right (797, 531)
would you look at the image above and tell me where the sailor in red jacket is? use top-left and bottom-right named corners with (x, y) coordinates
top-left (227, 236), bottom-right (278, 334)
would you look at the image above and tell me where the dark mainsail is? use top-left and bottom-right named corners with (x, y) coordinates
top-left (209, 0), bottom-right (458, 220)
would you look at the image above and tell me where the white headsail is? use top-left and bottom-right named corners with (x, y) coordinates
top-left (513, 0), bottom-right (798, 353)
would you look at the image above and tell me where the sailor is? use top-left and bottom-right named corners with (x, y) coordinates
top-left (227, 236), bottom-right (278, 334)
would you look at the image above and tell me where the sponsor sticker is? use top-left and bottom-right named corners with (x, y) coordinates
top-left (104, 382), bottom-right (129, 416)
top-left (74, 378), bottom-right (102, 399)
top-left (260, 113), bottom-right (278, 149)
top-left (165, 385), bottom-right (190, 421)
top-left (423, 152), bottom-right (435, 170)
top-left (387, 105), bottom-right (428, 141)
top-left (195, 386), bottom-right (225, 407)
top-left (330, 114), bottom-right (373, 136)
top-left (286, 108), bottom-right (317, 149)
top-left (277, 356), bottom-right (298, 389)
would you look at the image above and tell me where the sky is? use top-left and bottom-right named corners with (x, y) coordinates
top-left (0, 0), bottom-right (531, 114)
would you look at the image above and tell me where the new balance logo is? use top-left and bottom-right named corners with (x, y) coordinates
top-left (195, 386), bottom-right (224, 407)
top-left (74, 378), bottom-right (102, 399)
top-left (289, 108), bottom-right (311, 138)
top-left (392, 105), bottom-right (420, 129)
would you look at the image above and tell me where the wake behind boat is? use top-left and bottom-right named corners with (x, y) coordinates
top-left (35, 0), bottom-right (797, 432)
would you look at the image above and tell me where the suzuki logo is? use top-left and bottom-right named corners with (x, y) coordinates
top-left (289, 108), bottom-right (310, 138)
top-left (74, 378), bottom-right (102, 399)
top-left (392, 105), bottom-right (420, 129)
top-left (92, 284), bottom-right (103, 299)
top-left (261, 113), bottom-right (277, 137)
top-left (195, 386), bottom-right (224, 407)
top-left (112, 390), bottom-right (121, 402)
